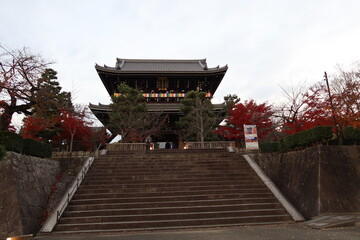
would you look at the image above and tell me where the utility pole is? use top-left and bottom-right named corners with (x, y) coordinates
top-left (324, 71), bottom-right (340, 144)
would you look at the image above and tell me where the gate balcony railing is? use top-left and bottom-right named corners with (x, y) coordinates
top-left (185, 141), bottom-right (235, 149)
top-left (106, 142), bottom-right (155, 151)
top-left (104, 141), bottom-right (235, 151)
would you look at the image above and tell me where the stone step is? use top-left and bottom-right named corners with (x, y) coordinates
top-left (63, 202), bottom-right (285, 218)
top-left (71, 192), bottom-right (275, 205)
top-left (98, 152), bottom-right (237, 157)
top-left (84, 173), bottom-right (256, 180)
top-left (72, 189), bottom-right (274, 200)
top-left (90, 162), bottom-right (250, 168)
top-left (49, 221), bottom-right (290, 236)
top-left (86, 168), bottom-right (252, 175)
top-left (59, 208), bottom-right (289, 225)
top-left (81, 179), bottom-right (261, 187)
top-left (97, 157), bottom-right (238, 162)
top-left (81, 176), bottom-right (260, 184)
top-left (90, 163), bottom-right (249, 168)
top-left (102, 157), bottom-right (241, 161)
top-left (79, 180), bottom-right (263, 189)
top-left (75, 185), bottom-right (269, 194)
top-left (66, 198), bottom-right (279, 211)
top-left (85, 172), bottom-right (252, 178)
top-left (93, 162), bottom-right (243, 167)
top-left (96, 155), bottom-right (241, 160)
top-left (52, 152), bottom-right (293, 234)
top-left (55, 214), bottom-right (291, 232)
top-left (102, 155), bottom-right (235, 160)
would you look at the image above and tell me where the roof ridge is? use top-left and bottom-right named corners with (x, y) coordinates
top-left (116, 58), bottom-right (207, 63)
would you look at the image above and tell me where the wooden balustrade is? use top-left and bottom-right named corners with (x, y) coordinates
top-left (185, 141), bottom-right (235, 149)
top-left (52, 151), bottom-right (96, 158)
top-left (52, 142), bottom-right (237, 152)
top-left (106, 143), bottom-right (154, 151)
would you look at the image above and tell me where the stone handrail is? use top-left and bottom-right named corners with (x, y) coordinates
top-left (243, 154), bottom-right (304, 222)
top-left (185, 141), bottom-right (235, 149)
top-left (40, 149), bottom-right (99, 232)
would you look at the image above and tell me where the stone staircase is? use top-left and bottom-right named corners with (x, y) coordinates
top-left (52, 149), bottom-right (293, 234)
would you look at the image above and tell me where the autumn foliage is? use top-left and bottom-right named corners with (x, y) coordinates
top-left (58, 109), bottom-right (94, 151)
top-left (280, 83), bottom-right (334, 135)
top-left (21, 106), bottom-right (100, 151)
top-left (278, 66), bottom-right (360, 141)
top-left (215, 100), bottom-right (273, 140)
top-left (21, 115), bottom-right (60, 141)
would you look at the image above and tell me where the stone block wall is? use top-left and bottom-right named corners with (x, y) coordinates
top-left (252, 146), bottom-right (360, 219)
top-left (0, 152), bottom-right (60, 238)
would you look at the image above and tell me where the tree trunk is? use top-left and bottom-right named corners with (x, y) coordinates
top-left (200, 113), bottom-right (205, 149)
top-left (69, 131), bottom-right (75, 152)
top-left (0, 109), bottom-right (13, 131)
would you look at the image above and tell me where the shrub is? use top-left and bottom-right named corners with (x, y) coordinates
top-left (310, 126), bottom-right (333, 143)
top-left (0, 131), bottom-right (23, 153)
top-left (23, 138), bottom-right (52, 158)
top-left (0, 145), bottom-right (6, 161)
top-left (298, 129), bottom-right (312, 147)
top-left (280, 126), bottom-right (333, 151)
top-left (280, 132), bottom-right (301, 151)
top-left (344, 126), bottom-right (360, 145)
top-left (259, 141), bottom-right (279, 153)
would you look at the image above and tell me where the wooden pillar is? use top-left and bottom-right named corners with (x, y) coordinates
top-left (178, 135), bottom-right (184, 149)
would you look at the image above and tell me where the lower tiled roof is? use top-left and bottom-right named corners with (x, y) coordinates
top-left (89, 103), bottom-right (224, 113)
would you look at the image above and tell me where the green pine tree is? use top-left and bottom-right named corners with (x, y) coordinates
top-left (177, 91), bottom-right (222, 148)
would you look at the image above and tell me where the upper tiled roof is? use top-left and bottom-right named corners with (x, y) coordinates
top-left (95, 58), bottom-right (227, 73)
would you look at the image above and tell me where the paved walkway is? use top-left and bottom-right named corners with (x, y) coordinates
top-left (304, 213), bottom-right (360, 229)
top-left (6, 214), bottom-right (358, 240)
top-left (34, 224), bottom-right (359, 240)
top-left (33, 214), bottom-right (360, 240)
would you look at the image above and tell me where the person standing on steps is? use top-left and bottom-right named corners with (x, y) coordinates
top-left (145, 135), bottom-right (152, 154)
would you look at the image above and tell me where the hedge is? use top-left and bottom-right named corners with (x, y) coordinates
top-left (280, 126), bottom-right (333, 151)
top-left (23, 138), bottom-right (52, 158)
top-left (259, 141), bottom-right (279, 153)
top-left (344, 126), bottom-right (360, 145)
top-left (0, 145), bottom-right (6, 161)
top-left (0, 131), bottom-right (23, 153)
top-left (310, 126), bottom-right (334, 143)
top-left (0, 131), bottom-right (52, 158)
top-left (262, 126), bottom-right (333, 152)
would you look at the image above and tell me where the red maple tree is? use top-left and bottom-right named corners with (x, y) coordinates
top-left (215, 99), bottom-right (274, 140)
top-left (21, 106), bottom-right (102, 152)
top-left (281, 83), bottom-right (333, 135)
top-left (21, 115), bottom-right (61, 141)
top-left (51, 106), bottom-right (97, 152)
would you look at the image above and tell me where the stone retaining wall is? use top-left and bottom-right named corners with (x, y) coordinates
top-left (252, 145), bottom-right (360, 219)
top-left (0, 152), bottom-right (60, 238)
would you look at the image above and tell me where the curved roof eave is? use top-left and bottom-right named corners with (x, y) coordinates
top-left (94, 64), bottom-right (228, 75)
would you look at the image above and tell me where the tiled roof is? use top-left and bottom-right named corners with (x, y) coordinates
top-left (95, 58), bottom-right (227, 73)
top-left (89, 103), bottom-right (225, 113)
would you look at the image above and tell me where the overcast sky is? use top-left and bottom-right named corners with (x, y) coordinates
top-left (1, 0), bottom-right (360, 127)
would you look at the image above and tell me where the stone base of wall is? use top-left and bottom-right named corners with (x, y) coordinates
top-left (0, 152), bottom-right (60, 238)
top-left (252, 145), bottom-right (360, 219)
